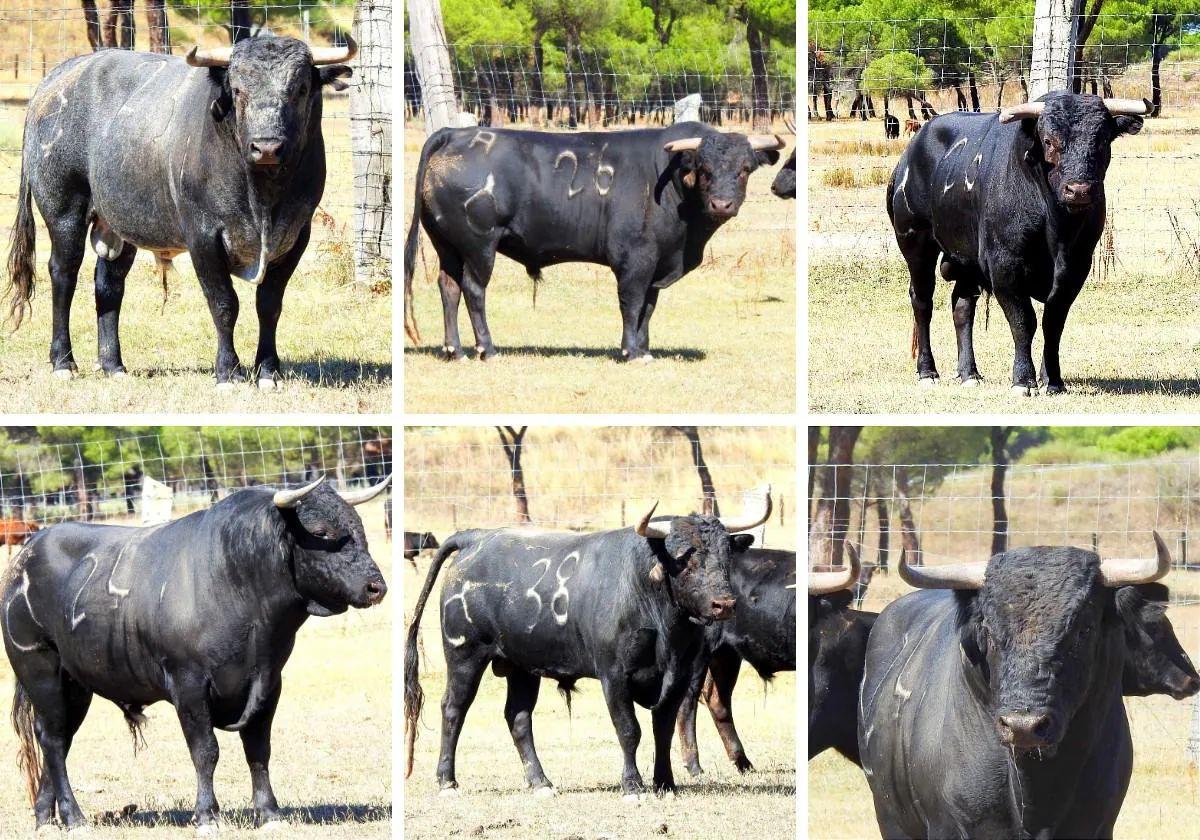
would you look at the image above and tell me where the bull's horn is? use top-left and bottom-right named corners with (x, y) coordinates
top-left (1099, 531), bottom-right (1172, 586)
top-left (664, 138), bottom-right (703, 153)
top-left (783, 117), bottom-right (796, 135)
top-left (311, 34), bottom-right (357, 65)
top-left (186, 45), bottom-right (233, 68)
top-left (808, 544), bottom-right (859, 595)
top-left (1102, 97), bottom-right (1152, 116)
top-left (998, 101), bottom-right (1045, 124)
top-left (748, 134), bottom-right (785, 151)
top-left (718, 486), bottom-right (772, 533)
top-left (898, 547), bottom-right (987, 590)
top-left (338, 474), bottom-right (392, 506)
top-left (273, 476), bottom-right (325, 508)
top-left (635, 502), bottom-right (672, 540)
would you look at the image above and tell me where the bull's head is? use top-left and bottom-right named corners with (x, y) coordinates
top-left (187, 36), bottom-right (356, 170)
top-left (1117, 582), bottom-right (1200, 700)
top-left (635, 488), bottom-right (771, 623)
top-left (664, 131), bottom-right (784, 220)
top-left (899, 535), bottom-right (1173, 756)
top-left (1000, 92), bottom-right (1148, 214)
top-left (273, 474), bottom-right (389, 616)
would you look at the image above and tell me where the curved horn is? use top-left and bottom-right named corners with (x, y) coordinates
top-left (311, 34), bottom-right (357, 65)
top-left (338, 474), bottom-right (392, 506)
top-left (998, 101), bottom-right (1045, 124)
top-left (274, 476), bottom-right (325, 508)
top-left (748, 134), bottom-right (785, 151)
top-left (718, 486), bottom-right (772, 533)
top-left (635, 502), bottom-right (671, 540)
top-left (898, 547), bottom-right (987, 590)
top-left (664, 137), bottom-right (703, 153)
top-left (1102, 97), bottom-right (1151, 116)
top-left (783, 117), bottom-right (796, 135)
top-left (808, 544), bottom-right (859, 595)
top-left (186, 45), bottom-right (234, 68)
top-left (1099, 531), bottom-right (1172, 586)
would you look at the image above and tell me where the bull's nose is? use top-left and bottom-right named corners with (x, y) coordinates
top-left (997, 712), bottom-right (1056, 749)
top-left (1176, 674), bottom-right (1200, 698)
top-left (707, 197), bottom-right (736, 216)
top-left (710, 598), bottom-right (735, 620)
top-left (365, 578), bottom-right (387, 605)
top-left (249, 139), bottom-right (284, 165)
top-left (1061, 181), bottom-right (1094, 206)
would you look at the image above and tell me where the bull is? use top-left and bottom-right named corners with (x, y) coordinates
top-left (0, 518), bottom-right (40, 558)
top-left (1, 476), bottom-right (389, 831)
top-left (884, 114), bottom-right (899, 140)
top-left (888, 92), bottom-right (1149, 394)
top-left (5, 37), bottom-right (355, 388)
top-left (403, 491), bottom-right (771, 797)
top-left (402, 124), bottom-right (783, 360)
top-left (403, 530), bottom-right (440, 561)
top-left (676, 544), bottom-right (795, 775)
top-left (858, 536), bottom-right (1191, 839)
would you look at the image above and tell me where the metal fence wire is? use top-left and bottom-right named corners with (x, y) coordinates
top-left (0, 0), bottom-right (390, 266)
top-left (403, 43), bottom-right (798, 129)
top-left (808, 12), bottom-right (1200, 272)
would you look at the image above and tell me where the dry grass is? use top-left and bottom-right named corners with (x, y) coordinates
top-left (0, 497), bottom-right (392, 838)
top-left (402, 124), bottom-right (797, 414)
top-left (403, 426), bottom-right (797, 839)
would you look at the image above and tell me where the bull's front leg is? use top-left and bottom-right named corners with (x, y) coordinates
top-left (676, 655), bottom-right (709, 777)
top-left (1040, 272), bottom-right (1085, 394)
top-left (170, 675), bottom-right (221, 832)
top-left (990, 264), bottom-right (1038, 395)
top-left (615, 266), bottom-right (656, 362)
top-left (600, 673), bottom-right (646, 798)
top-left (650, 700), bottom-right (682, 795)
top-left (189, 241), bottom-right (245, 388)
top-left (253, 224), bottom-right (309, 389)
top-left (239, 686), bottom-right (285, 828)
top-left (94, 241), bottom-right (136, 377)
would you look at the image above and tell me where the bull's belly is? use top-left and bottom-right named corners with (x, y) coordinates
top-left (497, 234), bottom-right (605, 271)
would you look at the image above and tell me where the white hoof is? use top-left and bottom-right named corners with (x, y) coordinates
top-left (52, 368), bottom-right (75, 380)
top-left (438, 786), bottom-right (460, 799)
top-left (633, 354), bottom-right (655, 364)
top-left (960, 377), bottom-right (979, 388)
top-left (259, 820), bottom-right (288, 833)
top-left (917, 376), bottom-right (938, 388)
top-left (195, 823), bottom-right (219, 837)
top-left (257, 378), bottom-right (277, 391)
top-left (533, 785), bottom-right (557, 798)
top-left (1010, 385), bottom-right (1032, 397)
top-left (215, 382), bottom-right (237, 393)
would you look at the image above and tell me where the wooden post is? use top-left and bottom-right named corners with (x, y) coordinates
top-left (1029, 0), bottom-right (1082, 99)
top-left (408, 0), bottom-right (458, 133)
top-left (352, 0), bottom-right (391, 285)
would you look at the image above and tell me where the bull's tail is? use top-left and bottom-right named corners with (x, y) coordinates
top-left (5, 152), bottom-right (36, 331)
top-left (404, 128), bottom-right (454, 346)
top-left (11, 682), bottom-right (41, 806)
top-left (910, 320), bottom-right (918, 359)
top-left (404, 531), bottom-right (464, 778)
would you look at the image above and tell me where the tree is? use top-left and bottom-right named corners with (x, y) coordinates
top-left (102, 0), bottom-right (135, 49)
top-left (496, 427), bottom-right (531, 523)
top-left (82, 0), bottom-right (102, 51)
top-left (860, 52), bottom-right (934, 120)
top-left (674, 426), bottom-right (718, 515)
top-left (147, 0), bottom-right (171, 54)
top-left (810, 426), bottom-right (861, 568)
top-left (988, 426), bottom-right (1048, 554)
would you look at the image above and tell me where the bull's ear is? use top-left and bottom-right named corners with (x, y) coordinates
top-left (1113, 115), bottom-right (1143, 137)
top-left (672, 149), bottom-right (698, 188)
top-left (754, 149), bottom-right (781, 166)
top-left (1115, 584), bottom-right (1165, 645)
top-left (319, 65), bottom-right (353, 91)
top-left (959, 611), bottom-right (988, 671)
top-left (729, 533), bottom-right (755, 553)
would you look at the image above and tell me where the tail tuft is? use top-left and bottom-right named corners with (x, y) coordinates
top-left (11, 683), bottom-right (41, 806)
top-left (5, 161), bottom-right (37, 332)
top-left (910, 319), bottom-right (918, 359)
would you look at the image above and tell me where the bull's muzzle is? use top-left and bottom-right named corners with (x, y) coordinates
top-left (364, 578), bottom-right (388, 606)
top-left (997, 710), bottom-right (1059, 752)
top-left (1061, 181), bottom-right (1096, 211)
top-left (709, 597), bottom-right (736, 621)
top-left (707, 197), bottom-right (737, 218)
top-left (250, 138), bottom-right (285, 166)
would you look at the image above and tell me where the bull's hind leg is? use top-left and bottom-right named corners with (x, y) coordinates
top-left (896, 229), bottom-right (940, 384)
top-left (503, 670), bottom-right (554, 795)
top-left (93, 241), bottom-right (136, 376)
top-left (169, 673), bottom-right (222, 830)
top-left (460, 250), bottom-right (499, 360)
top-left (600, 673), bottom-right (647, 798)
top-left (253, 224), bottom-right (309, 389)
top-left (188, 240), bottom-right (245, 387)
top-left (704, 648), bottom-right (752, 772)
top-left (239, 685), bottom-right (284, 827)
top-left (989, 259), bottom-right (1038, 393)
top-left (614, 260), bottom-right (657, 361)
top-left (42, 197), bottom-right (90, 378)
top-left (949, 274), bottom-right (983, 385)
top-left (436, 650), bottom-right (489, 794)
top-left (676, 658), bottom-right (708, 777)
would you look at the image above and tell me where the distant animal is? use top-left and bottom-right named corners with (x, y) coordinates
top-left (1, 477), bottom-right (389, 832)
top-left (903, 118), bottom-right (921, 135)
top-left (404, 492), bottom-right (772, 798)
top-left (403, 124), bottom-right (783, 360)
top-left (771, 119), bottom-right (796, 199)
top-left (884, 114), bottom-right (899, 139)
top-left (859, 536), bottom-right (1189, 838)
top-left (6, 37), bottom-right (356, 388)
top-left (887, 92), bottom-right (1148, 394)
top-left (403, 530), bottom-right (439, 563)
top-left (0, 519), bottom-right (39, 558)
top-left (676, 544), bottom-right (795, 775)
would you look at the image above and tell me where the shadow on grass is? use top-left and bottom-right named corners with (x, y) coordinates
top-left (463, 774), bottom-right (795, 799)
top-left (1069, 377), bottom-right (1200, 397)
top-left (27, 359), bottom-right (394, 388)
top-left (404, 345), bottom-right (707, 362)
top-left (113, 802), bottom-right (390, 828)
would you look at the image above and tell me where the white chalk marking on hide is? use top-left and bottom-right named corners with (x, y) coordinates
top-left (551, 551), bottom-right (579, 626)
top-left (469, 130), bottom-right (497, 154)
top-left (524, 557), bottom-right (552, 630)
top-left (4, 572), bottom-right (47, 652)
top-left (442, 581), bottom-right (475, 647)
top-left (70, 553), bottom-right (99, 630)
top-left (895, 677), bottom-right (912, 701)
top-left (159, 581), bottom-right (168, 602)
top-left (595, 144), bottom-right (615, 196)
top-left (965, 153), bottom-right (982, 191)
top-left (463, 174), bottom-right (497, 235)
top-left (107, 527), bottom-right (157, 599)
top-left (943, 182), bottom-right (954, 194)
top-left (554, 151), bottom-right (582, 198)
top-left (942, 137), bottom-right (968, 159)
top-left (897, 167), bottom-right (911, 211)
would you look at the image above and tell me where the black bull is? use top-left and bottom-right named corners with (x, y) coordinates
top-left (858, 538), bottom-right (1196, 839)
top-left (403, 124), bottom-right (783, 361)
top-left (403, 495), bottom-right (771, 797)
top-left (677, 547), bottom-right (796, 775)
top-left (1, 478), bottom-right (389, 831)
top-left (888, 92), bottom-right (1148, 395)
top-left (5, 36), bottom-right (354, 387)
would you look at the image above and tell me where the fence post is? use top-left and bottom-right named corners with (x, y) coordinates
top-left (408, 0), bottom-right (458, 133)
top-left (1190, 652), bottom-right (1200, 770)
top-left (1029, 0), bottom-right (1082, 99)
top-left (351, 0), bottom-right (391, 285)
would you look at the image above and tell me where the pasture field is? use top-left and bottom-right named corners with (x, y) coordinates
top-left (401, 124), bottom-right (797, 415)
top-left (808, 101), bottom-right (1200, 415)
top-left (0, 58), bottom-right (390, 414)
top-left (808, 565), bottom-right (1200, 840)
top-left (0, 499), bottom-right (393, 838)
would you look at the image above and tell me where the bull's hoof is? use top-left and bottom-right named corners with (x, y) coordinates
top-left (685, 766), bottom-right (704, 778)
top-left (532, 785), bottom-right (557, 798)
top-left (195, 823), bottom-right (219, 837)
top-left (1010, 385), bottom-right (1033, 397)
top-left (52, 368), bottom-right (76, 380)
top-left (258, 820), bottom-right (289, 833)
top-left (35, 825), bottom-right (58, 835)
top-left (441, 346), bottom-right (467, 362)
top-left (632, 354), bottom-right (655, 364)
top-left (658, 789), bottom-right (677, 800)
top-left (476, 348), bottom-right (500, 361)
top-left (257, 378), bottom-right (277, 391)
top-left (959, 377), bottom-right (980, 388)
top-left (917, 376), bottom-right (939, 388)
top-left (1043, 383), bottom-right (1067, 395)
top-left (437, 786), bottom-right (460, 799)
top-left (109, 370), bottom-right (128, 379)
top-left (620, 793), bottom-right (647, 804)
top-left (215, 382), bottom-right (238, 393)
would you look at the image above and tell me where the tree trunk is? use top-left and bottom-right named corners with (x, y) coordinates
top-left (230, 0), bottom-right (252, 44)
top-left (810, 427), bottom-right (861, 567)
top-left (807, 427), bottom-right (820, 519)
top-left (407, 0), bottom-right (457, 132)
top-left (822, 80), bottom-right (834, 121)
top-left (352, 0), bottom-right (391, 286)
top-left (496, 427), bottom-right (531, 523)
top-left (1030, 0), bottom-right (1081, 98)
top-left (905, 93), bottom-right (917, 121)
top-left (674, 427), bottom-right (719, 516)
top-left (954, 85), bottom-right (967, 111)
top-left (990, 427), bottom-right (1011, 555)
top-left (1151, 43), bottom-right (1165, 117)
top-left (103, 0), bottom-right (135, 49)
top-left (866, 94), bottom-right (876, 118)
top-left (146, 0), bottom-right (170, 53)
top-left (530, 39), bottom-right (547, 127)
top-left (894, 467), bottom-right (920, 565)
top-left (746, 23), bottom-right (771, 131)
top-left (875, 498), bottom-right (890, 573)
top-left (968, 70), bottom-right (980, 111)
top-left (81, 0), bottom-right (102, 51)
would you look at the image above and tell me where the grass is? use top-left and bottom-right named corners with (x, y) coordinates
top-left (0, 498), bottom-right (392, 838)
top-left (808, 105), bottom-right (1200, 415)
top-left (0, 65), bottom-right (390, 414)
top-left (402, 125), bottom-right (797, 414)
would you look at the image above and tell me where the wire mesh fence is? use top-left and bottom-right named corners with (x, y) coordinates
top-left (404, 426), bottom-right (796, 550)
top-left (0, 426), bottom-right (392, 525)
top-left (808, 12), bottom-right (1200, 273)
top-left (403, 43), bottom-right (798, 130)
top-left (0, 0), bottom-right (390, 264)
